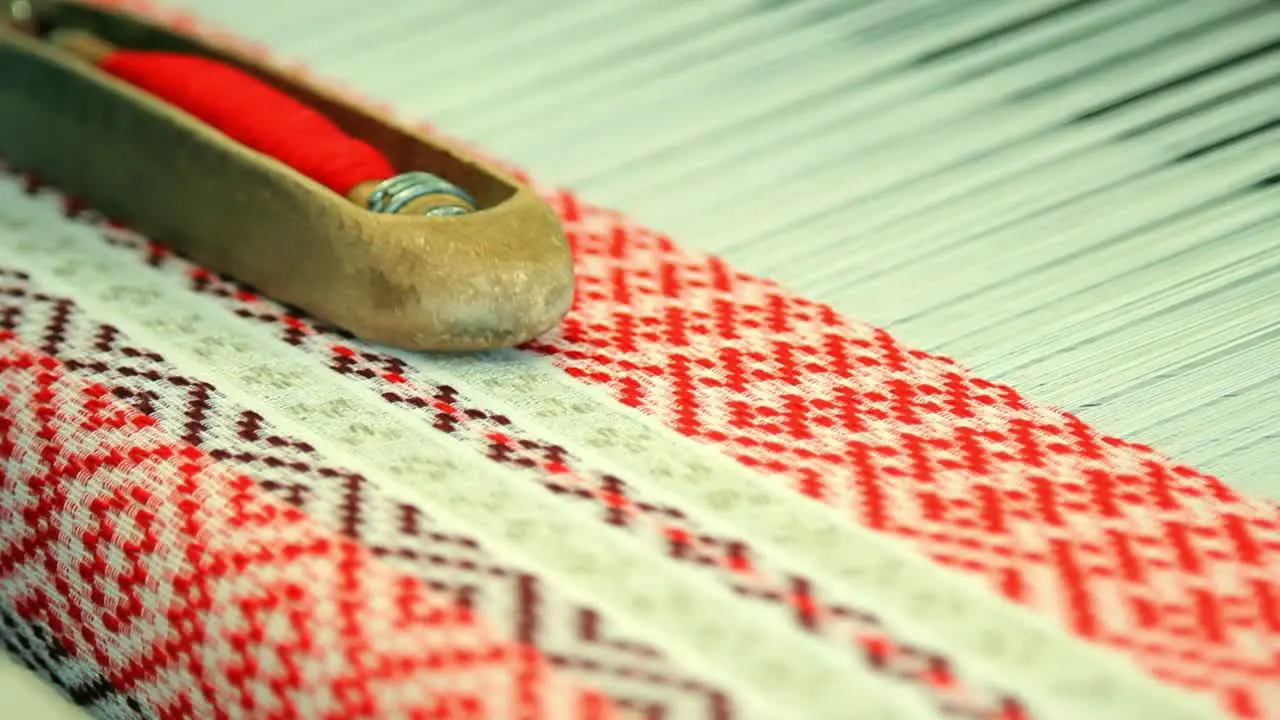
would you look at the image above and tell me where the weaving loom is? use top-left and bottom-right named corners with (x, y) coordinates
top-left (0, 0), bottom-right (1277, 717)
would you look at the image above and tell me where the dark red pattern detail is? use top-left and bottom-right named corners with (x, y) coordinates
top-left (0, 603), bottom-right (149, 718)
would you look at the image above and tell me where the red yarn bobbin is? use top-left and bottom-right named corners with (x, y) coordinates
top-left (98, 50), bottom-right (396, 196)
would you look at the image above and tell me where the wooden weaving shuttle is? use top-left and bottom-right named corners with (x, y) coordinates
top-left (0, 0), bottom-right (575, 352)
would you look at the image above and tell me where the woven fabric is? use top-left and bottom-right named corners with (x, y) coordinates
top-left (1, 2), bottom-right (1278, 718)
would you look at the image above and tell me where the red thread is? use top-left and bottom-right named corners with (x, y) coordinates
top-left (97, 51), bottom-right (396, 195)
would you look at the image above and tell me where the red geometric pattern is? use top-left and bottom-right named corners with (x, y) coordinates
top-left (0, 266), bottom-right (732, 719)
top-left (0, 330), bottom-right (611, 719)
top-left (78, 219), bottom-right (1030, 717)
top-left (0, 224), bottom-right (1020, 718)
top-left (0, 602), bottom-right (150, 717)
top-left (125, 161), bottom-right (1280, 716)
top-left (524, 204), bottom-right (1280, 718)
top-left (16, 2), bottom-right (1280, 716)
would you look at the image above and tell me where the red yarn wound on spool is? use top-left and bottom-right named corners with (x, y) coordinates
top-left (98, 50), bottom-right (396, 195)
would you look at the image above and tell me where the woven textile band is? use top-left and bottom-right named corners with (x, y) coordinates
top-left (0, 2), bottom-right (1276, 718)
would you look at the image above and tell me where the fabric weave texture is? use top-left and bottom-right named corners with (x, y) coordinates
top-left (0, 2), bottom-right (1277, 718)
